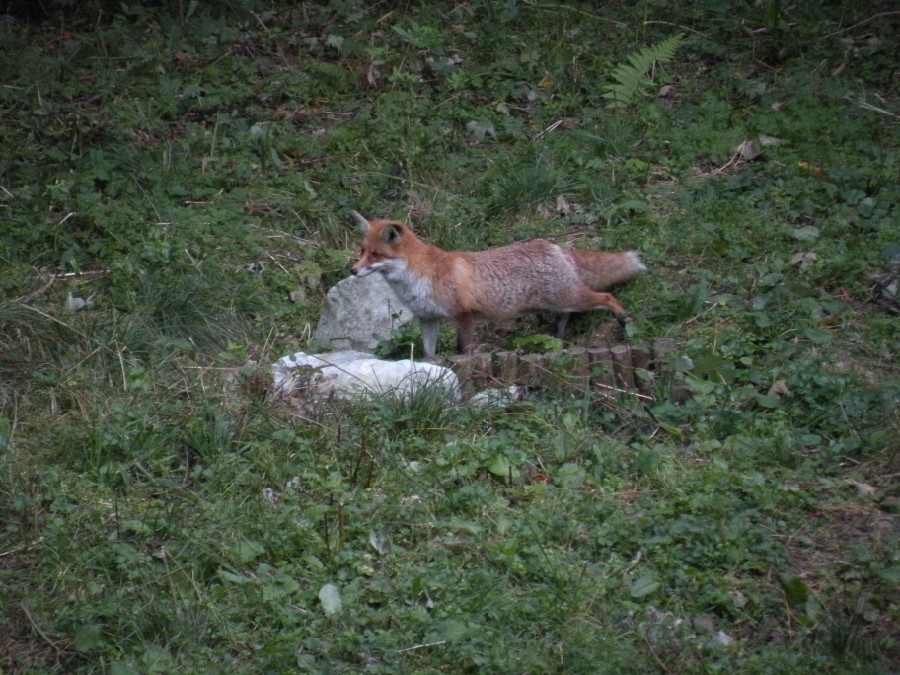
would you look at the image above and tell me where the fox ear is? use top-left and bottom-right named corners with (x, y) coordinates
top-left (382, 224), bottom-right (403, 245)
top-left (350, 210), bottom-right (370, 232)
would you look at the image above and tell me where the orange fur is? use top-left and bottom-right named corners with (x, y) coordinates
top-left (350, 211), bottom-right (645, 357)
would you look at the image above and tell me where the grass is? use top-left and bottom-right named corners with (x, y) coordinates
top-left (1, 1), bottom-right (898, 672)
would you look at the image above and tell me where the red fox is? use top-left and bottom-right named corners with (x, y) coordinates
top-left (350, 210), bottom-right (646, 357)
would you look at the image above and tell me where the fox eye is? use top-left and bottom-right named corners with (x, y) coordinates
top-left (370, 251), bottom-right (382, 259)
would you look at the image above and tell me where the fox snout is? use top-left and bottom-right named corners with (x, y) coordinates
top-left (351, 259), bottom-right (377, 277)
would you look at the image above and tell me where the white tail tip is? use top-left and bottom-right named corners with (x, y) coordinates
top-left (628, 251), bottom-right (647, 273)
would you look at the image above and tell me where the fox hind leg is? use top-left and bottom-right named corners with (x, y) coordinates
top-left (556, 312), bottom-right (571, 338)
top-left (557, 289), bottom-right (624, 340)
top-left (574, 289), bottom-right (627, 316)
top-left (454, 314), bottom-right (475, 354)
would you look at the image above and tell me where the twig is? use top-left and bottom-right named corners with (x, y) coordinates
top-left (21, 600), bottom-right (64, 659)
top-left (592, 381), bottom-right (655, 402)
top-left (264, 250), bottom-right (291, 275)
top-left (16, 303), bottom-right (90, 341)
top-left (710, 142), bottom-right (751, 176)
top-left (534, 119), bottom-right (564, 141)
top-left (15, 275), bottom-right (55, 303)
top-left (52, 269), bottom-right (107, 278)
top-left (396, 640), bottom-right (448, 654)
top-left (818, 11), bottom-right (900, 41)
top-left (846, 95), bottom-right (900, 119)
top-left (640, 629), bottom-right (672, 674)
top-left (529, 4), bottom-right (627, 27)
top-left (643, 20), bottom-right (711, 39)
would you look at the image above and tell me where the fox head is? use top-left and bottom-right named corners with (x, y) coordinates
top-left (350, 210), bottom-right (408, 277)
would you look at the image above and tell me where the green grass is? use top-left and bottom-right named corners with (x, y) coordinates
top-left (1, 1), bottom-right (898, 672)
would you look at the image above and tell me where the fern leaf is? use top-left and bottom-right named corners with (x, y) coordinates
top-left (603, 33), bottom-right (684, 109)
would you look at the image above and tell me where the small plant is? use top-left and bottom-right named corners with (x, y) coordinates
top-left (603, 33), bottom-right (684, 108)
top-left (372, 314), bottom-right (422, 359)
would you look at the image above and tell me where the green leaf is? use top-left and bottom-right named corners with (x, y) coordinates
top-left (802, 327), bottom-right (833, 345)
top-left (263, 574), bottom-right (300, 602)
top-left (755, 394), bottom-right (782, 409)
top-left (777, 572), bottom-right (808, 607)
top-left (272, 429), bottom-right (296, 443)
top-left (369, 529), bottom-right (390, 555)
top-left (791, 225), bottom-right (820, 241)
top-left (488, 455), bottom-right (513, 478)
top-left (74, 623), bottom-right (105, 653)
top-left (217, 569), bottom-right (252, 585)
top-left (319, 582), bottom-right (343, 617)
top-left (556, 462), bottom-right (586, 489)
top-left (140, 644), bottom-right (175, 673)
top-left (233, 540), bottom-right (265, 563)
top-left (630, 575), bottom-right (660, 598)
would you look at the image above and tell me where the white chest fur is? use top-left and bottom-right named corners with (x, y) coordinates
top-left (380, 261), bottom-right (450, 319)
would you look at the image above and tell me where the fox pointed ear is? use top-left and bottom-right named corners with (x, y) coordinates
top-left (350, 210), bottom-right (370, 232)
top-left (382, 224), bottom-right (403, 245)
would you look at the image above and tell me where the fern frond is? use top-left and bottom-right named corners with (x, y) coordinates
top-left (603, 33), bottom-right (684, 109)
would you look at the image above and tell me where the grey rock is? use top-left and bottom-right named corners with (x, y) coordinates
top-left (313, 274), bottom-right (413, 352)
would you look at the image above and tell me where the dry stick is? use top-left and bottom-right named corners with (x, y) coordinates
top-left (15, 275), bottom-right (55, 303)
top-left (396, 640), bottom-right (448, 654)
top-left (52, 270), bottom-right (107, 278)
top-left (710, 141), bottom-right (755, 176)
top-left (16, 303), bottom-right (91, 341)
top-left (4, 396), bottom-right (14, 450)
top-left (642, 20), bottom-right (711, 39)
top-left (20, 600), bottom-right (64, 659)
top-left (592, 381), bottom-right (655, 402)
top-left (847, 95), bottom-right (900, 119)
top-left (818, 11), bottom-right (900, 40)
top-left (640, 630), bottom-right (672, 674)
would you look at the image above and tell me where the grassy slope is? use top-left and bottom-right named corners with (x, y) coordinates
top-left (1, 2), bottom-right (897, 672)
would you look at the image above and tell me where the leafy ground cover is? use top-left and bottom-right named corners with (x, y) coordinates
top-left (1, 1), bottom-right (898, 672)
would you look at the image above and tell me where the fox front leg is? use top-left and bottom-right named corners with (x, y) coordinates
top-left (420, 318), bottom-right (439, 358)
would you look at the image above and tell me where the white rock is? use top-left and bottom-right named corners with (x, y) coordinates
top-left (711, 631), bottom-right (734, 648)
top-left (272, 350), bottom-right (460, 401)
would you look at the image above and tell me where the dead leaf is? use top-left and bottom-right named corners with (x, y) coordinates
top-left (536, 204), bottom-right (555, 220)
top-left (790, 252), bottom-right (818, 270)
top-left (366, 63), bottom-right (380, 88)
top-left (846, 479), bottom-right (877, 498)
top-left (658, 84), bottom-right (677, 98)
top-left (736, 140), bottom-right (761, 161)
top-left (757, 133), bottom-right (781, 147)
top-left (797, 160), bottom-right (825, 178)
top-left (768, 380), bottom-right (790, 397)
